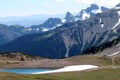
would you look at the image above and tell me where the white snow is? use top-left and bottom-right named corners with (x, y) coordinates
top-left (101, 24), bottom-right (104, 28)
top-left (113, 29), bottom-right (117, 33)
top-left (42, 24), bottom-right (61, 32)
top-left (100, 18), bottom-right (104, 28)
top-left (108, 51), bottom-right (120, 57)
top-left (62, 19), bottom-right (66, 23)
top-left (100, 18), bottom-right (102, 23)
top-left (113, 7), bottom-right (120, 9)
top-left (82, 11), bottom-right (90, 20)
top-left (92, 8), bottom-right (102, 14)
top-left (33, 65), bottom-right (98, 74)
top-left (36, 28), bottom-right (39, 31)
top-left (75, 17), bottom-right (80, 21)
top-left (57, 24), bottom-right (62, 27)
top-left (27, 28), bottom-right (32, 31)
top-left (42, 28), bottom-right (49, 32)
top-left (112, 18), bottom-right (120, 29)
top-left (50, 26), bottom-right (57, 30)
top-left (117, 11), bottom-right (120, 16)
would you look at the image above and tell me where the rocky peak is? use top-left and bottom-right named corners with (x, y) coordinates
top-left (75, 4), bottom-right (109, 21)
top-left (75, 4), bottom-right (101, 20)
top-left (64, 12), bottom-right (75, 23)
top-left (85, 4), bottom-right (99, 12)
top-left (41, 18), bottom-right (62, 28)
top-left (101, 6), bottom-right (109, 12)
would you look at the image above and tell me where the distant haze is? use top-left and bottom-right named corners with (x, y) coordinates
top-left (0, 0), bottom-right (119, 26)
top-left (0, 13), bottom-right (66, 27)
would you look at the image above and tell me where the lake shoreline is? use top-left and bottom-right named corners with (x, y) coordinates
top-left (0, 65), bottom-right (98, 74)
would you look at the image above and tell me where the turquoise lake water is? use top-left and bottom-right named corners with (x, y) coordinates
top-left (0, 68), bottom-right (55, 74)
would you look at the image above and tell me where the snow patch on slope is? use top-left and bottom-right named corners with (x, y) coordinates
top-left (42, 28), bottom-right (49, 32)
top-left (100, 18), bottom-right (102, 23)
top-left (57, 24), bottom-right (62, 27)
top-left (92, 8), bottom-right (102, 14)
top-left (27, 28), bottom-right (32, 31)
top-left (75, 17), bottom-right (80, 21)
top-left (101, 24), bottom-right (104, 28)
top-left (108, 51), bottom-right (120, 57)
top-left (117, 11), bottom-right (120, 15)
top-left (100, 18), bottom-right (104, 28)
top-left (36, 28), bottom-right (39, 31)
top-left (112, 18), bottom-right (120, 29)
top-left (62, 19), bottom-right (66, 23)
top-left (113, 7), bottom-right (120, 9)
top-left (33, 65), bottom-right (98, 74)
top-left (82, 11), bottom-right (90, 20)
top-left (113, 29), bottom-right (117, 33)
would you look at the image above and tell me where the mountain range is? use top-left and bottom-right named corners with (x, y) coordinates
top-left (0, 4), bottom-right (109, 27)
top-left (0, 4), bottom-right (109, 45)
top-left (0, 3), bottom-right (119, 59)
top-left (0, 3), bottom-right (120, 59)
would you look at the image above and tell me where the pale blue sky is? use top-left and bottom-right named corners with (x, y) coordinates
top-left (0, 0), bottom-right (119, 17)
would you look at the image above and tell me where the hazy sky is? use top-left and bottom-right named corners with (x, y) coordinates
top-left (0, 0), bottom-right (119, 17)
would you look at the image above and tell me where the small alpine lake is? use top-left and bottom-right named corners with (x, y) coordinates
top-left (0, 68), bottom-right (55, 74)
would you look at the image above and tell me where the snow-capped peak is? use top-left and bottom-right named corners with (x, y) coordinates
top-left (75, 4), bottom-right (108, 21)
top-left (82, 11), bottom-right (90, 20)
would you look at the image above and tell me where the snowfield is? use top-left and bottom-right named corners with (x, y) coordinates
top-left (33, 65), bottom-right (98, 74)
top-left (108, 51), bottom-right (120, 57)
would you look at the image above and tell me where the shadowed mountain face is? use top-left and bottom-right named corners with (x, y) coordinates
top-left (0, 24), bottom-right (14, 45)
top-left (0, 8), bottom-right (120, 59)
top-left (0, 24), bottom-right (26, 45)
top-left (0, 18), bottom-right (62, 45)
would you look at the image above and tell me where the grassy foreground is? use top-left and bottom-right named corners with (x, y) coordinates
top-left (0, 53), bottom-right (119, 80)
top-left (0, 68), bottom-right (120, 80)
top-left (1, 54), bottom-right (119, 68)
